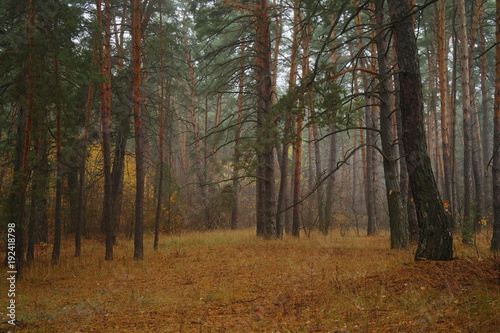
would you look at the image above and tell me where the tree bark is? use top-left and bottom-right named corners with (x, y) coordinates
top-left (374, 0), bottom-right (407, 249)
top-left (491, 0), bottom-right (500, 253)
top-left (51, 63), bottom-right (63, 265)
top-left (387, 0), bottom-right (453, 260)
top-left (457, 0), bottom-right (475, 244)
top-left (231, 45), bottom-right (246, 230)
top-left (357, 9), bottom-right (378, 236)
top-left (255, 0), bottom-right (276, 238)
top-left (154, 5), bottom-right (165, 250)
top-left (435, 0), bottom-right (453, 216)
top-left (132, 0), bottom-right (144, 260)
top-left (99, 0), bottom-right (114, 261)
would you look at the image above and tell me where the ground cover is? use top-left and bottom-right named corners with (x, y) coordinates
top-left (1, 230), bottom-right (498, 332)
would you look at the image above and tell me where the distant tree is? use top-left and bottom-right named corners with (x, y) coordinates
top-left (387, 0), bottom-right (453, 260)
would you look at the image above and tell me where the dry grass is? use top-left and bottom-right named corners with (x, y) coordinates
top-left (1, 229), bottom-right (499, 332)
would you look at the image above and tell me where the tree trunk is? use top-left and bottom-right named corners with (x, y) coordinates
top-left (132, 0), bottom-right (144, 260)
top-left (8, 107), bottom-right (28, 280)
top-left (276, 1), bottom-right (299, 237)
top-left (480, 19), bottom-right (490, 172)
top-left (27, 133), bottom-right (48, 261)
top-left (374, 0), bottom-right (407, 249)
top-left (387, 0), bottom-right (453, 261)
top-left (51, 68), bottom-right (63, 265)
top-left (357, 11), bottom-right (378, 236)
top-left (457, 0), bottom-right (475, 244)
top-left (99, 0), bottom-right (114, 261)
top-left (435, 0), bottom-right (453, 216)
top-left (76, 81), bottom-right (94, 257)
top-left (154, 5), bottom-right (165, 250)
top-left (231, 45), bottom-right (246, 230)
top-left (255, 0), bottom-right (276, 238)
top-left (183, 29), bottom-right (211, 230)
top-left (491, 0), bottom-right (500, 253)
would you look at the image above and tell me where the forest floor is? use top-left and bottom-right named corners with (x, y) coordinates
top-left (1, 229), bottom-right (499, 332)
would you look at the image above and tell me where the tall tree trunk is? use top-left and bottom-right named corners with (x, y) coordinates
top-left (480, 19), bottom-right (490, 172)
top-left (374, 0), bottom-right (407, 249)
top-left (491, 0), bottom-right (500, 253)
top-left (51, 60), bottom-right (63, 264)
top-left (154, 5), bottom-right (165, 250)
top-left (99, 0), bottom-right (114, 261)
top-left (132, 0), bottom-right (144, 260)
top-left (277, 0), bottom-right (299, 237)
top-left (183, 30), bottom-right (211, 230)
top-left (8, 106), bottom-right (28, 280)
top-left (357, 9), bottom-right (378, 235)
top-left (436, 0), bottom-right (453, 217)
top-left (255, 0), bottom-right (276, 238)
top-left (387, 0), bottom-right (453, 260)
top-left (27, 133), bottom-right (48, 261)
top-left (457, 0), bottom-right (475, 244)
top-left (231, 45), bottom-right (246, 230)
top-left (76, 82), bottom-right (94, 257)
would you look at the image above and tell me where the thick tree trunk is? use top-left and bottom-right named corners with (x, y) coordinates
top-left (387, 0), bottom-right (453, 260)
top-left (255, 0), bottom-right (276, 238)
top-left (27, 134), bottom-right (48, 261)
top-left (132, 0), bottom-right (144, 260)
top-left (374, 0), bottom-right (407, 249)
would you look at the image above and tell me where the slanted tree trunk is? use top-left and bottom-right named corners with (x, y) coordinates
top-left (374, 0), bottom-right (407, 249)
top-left (132, 0), bottom-right (144, 260)
top-left (387, 0), bottom-right (453, 261)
